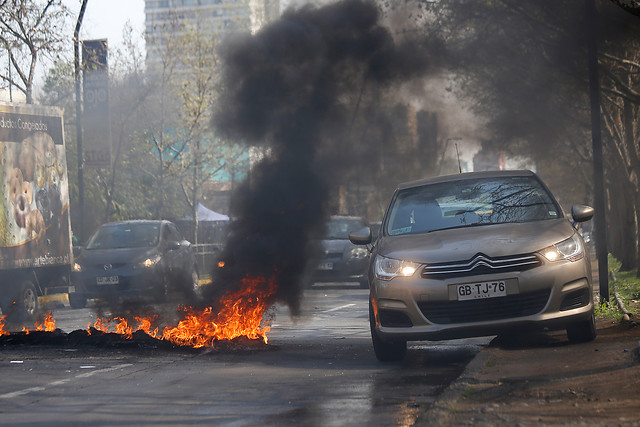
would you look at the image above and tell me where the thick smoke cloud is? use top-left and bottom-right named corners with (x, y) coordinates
top-left (207, 0), bottom-right (431, 314)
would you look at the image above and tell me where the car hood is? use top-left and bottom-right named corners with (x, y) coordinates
top-left (321, 239), bottom-right (353, 253)
top-left (77, 247), bottom-right (158, 265)
top-left (376, 219), bottom-right (577, 263)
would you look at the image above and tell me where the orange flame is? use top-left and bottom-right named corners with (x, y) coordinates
top-left (114, 317), bottom-right (133, 338)
top-left (162, 275), bottom-right (277, 347)
top-left (93, 317), bottom-right (110, 333)
top-left (35, 312), bottom-right (56, 332)
top-left (0, 315), bottom-right (8, 336)
top-left (135, 315), bottom-right (159, 338)
top-left (0, 275), bottom-right (278, 348)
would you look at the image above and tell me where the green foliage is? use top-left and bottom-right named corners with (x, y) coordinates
top-left (594, 298), bottom-right (622, 321)
top-left (606, 254), bottom-right (640, 319)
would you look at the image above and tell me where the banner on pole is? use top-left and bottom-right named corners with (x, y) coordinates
top-left (82, 39), bottom-right (112, 168)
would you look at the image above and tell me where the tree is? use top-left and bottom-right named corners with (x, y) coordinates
top-left (420, 0), bottom-right (640, 271)
top-left (0, 0), bottom-right (69, 103)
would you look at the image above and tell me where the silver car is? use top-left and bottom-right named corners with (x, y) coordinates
top-left (350, 170), bottom-right (596, 361)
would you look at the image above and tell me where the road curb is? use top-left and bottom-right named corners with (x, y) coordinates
top-left (418, 349), bottom-right (492, 426)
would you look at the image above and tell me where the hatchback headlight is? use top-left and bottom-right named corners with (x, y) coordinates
top-left (541, 233), bottom-right (584, 262)
top-left (136, 254), bottom-right (161, 269)
top-left (374, 255), bottom-right (420, 280)
top-left (348, 247), bottom-right (369, 260)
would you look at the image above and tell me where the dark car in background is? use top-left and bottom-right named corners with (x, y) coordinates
top-left (308, 215), bottom-right (370, 288)
top-left (350, 170), bottom-right (596, 361)
top-left (69, 220), bottom-right (199, 307)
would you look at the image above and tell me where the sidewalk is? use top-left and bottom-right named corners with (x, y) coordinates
top-left (423, 318), bottom-right (640, 426)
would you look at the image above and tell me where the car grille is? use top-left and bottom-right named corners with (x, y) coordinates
top-left (421, 252), bottom-right (541, 279)
top-left (90, 262), bottom-right (128, 270)
top-left (417, 289), bottom-right (551, 324)
top-left (323, 251), bottom-right (343, 259)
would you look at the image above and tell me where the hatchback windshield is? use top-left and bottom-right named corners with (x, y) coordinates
top-left (86, 223), bottom-right (160, 249)
top-left (387, 176), bottom-right (560, 236)
top-left (326, 218), bottom-right (367, 239)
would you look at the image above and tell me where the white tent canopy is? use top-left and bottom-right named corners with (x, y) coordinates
top-left (195, 202), bottom-right (229, 221)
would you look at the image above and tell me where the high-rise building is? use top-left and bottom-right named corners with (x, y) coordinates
top-left (145, 0), bottom-right (280, 68)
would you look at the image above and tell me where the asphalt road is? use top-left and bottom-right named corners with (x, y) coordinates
top-left (0, 285), bottom-right (487, 426)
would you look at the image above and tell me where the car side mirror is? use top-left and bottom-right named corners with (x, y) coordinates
top-left (571, 205), bottom-right (594, 223)
top-left (349, 227), bottom-right (373, 252)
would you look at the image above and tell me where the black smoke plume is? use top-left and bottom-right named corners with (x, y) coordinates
top-left (207, 0), bottom-right (432, 314)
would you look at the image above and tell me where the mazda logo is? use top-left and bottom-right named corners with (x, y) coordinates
top-left (104, 264), bottom-right (112, 270)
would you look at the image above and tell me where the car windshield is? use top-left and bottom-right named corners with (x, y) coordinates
top-left (387, 176), bottom-right (561, 236)
top-left (86, 223), bottom-right (160, 249)
top-left (326, 218), bottom-right (367, 239)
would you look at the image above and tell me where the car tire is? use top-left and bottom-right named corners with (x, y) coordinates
top-left (3, 281), bottom-right (39, 324)
top-left (68, 293), bottom-right (87, 309)
top-left (187, 268), bottom-right (199, 299)
top-left (369, 300), bottom-right (406, 362)
top-left (154, 275), bottom-right (169, 303)
top-left (566, 312), bottom-right (597, 343)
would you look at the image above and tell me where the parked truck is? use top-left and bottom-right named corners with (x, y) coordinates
top-left (0, 102), bottom-right (72, 324)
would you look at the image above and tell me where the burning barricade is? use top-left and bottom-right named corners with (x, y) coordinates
top-left (0, 275), bottom-right (276, 350)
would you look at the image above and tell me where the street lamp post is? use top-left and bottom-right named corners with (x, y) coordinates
top-left (585, 0), bottom-right (609, 302)
top-left (439, 137), bottom-right (462, 175)
top-left (74, 0), bottom-right (88, 242)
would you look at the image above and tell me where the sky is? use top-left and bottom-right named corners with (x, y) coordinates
top-left (65, 0), bottom-right (146, 52)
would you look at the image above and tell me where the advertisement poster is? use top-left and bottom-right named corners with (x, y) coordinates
top-left (0, 103), bottom-right (72, 269)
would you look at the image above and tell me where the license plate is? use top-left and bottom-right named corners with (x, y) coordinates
top-left (318, 262), bottom-right (333, 270)
top-left (456, 280), bottom-right (506, 301)
top-left (97, 276), bottom-right (119, 285)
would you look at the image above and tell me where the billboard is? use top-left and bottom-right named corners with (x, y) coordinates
top-left (0, 103), bottom-right (72, 269)
top-left (82, 39), bottom-right (112, 168)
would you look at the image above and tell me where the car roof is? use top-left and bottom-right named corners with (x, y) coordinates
top-left (396, 170), bottom-right (537, 191)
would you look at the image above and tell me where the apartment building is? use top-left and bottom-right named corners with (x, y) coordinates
top-left (145, 0), bottom-right (280, 67)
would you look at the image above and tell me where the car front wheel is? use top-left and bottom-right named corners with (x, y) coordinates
top-left (154, 275), bottom-right (169, 303)
top-left (2, 281), bottom-right (39, 324)
top-left (369, 300), bottom-right (406, 362)
top-left (566, 312), bottom-right (597, 343)
top-left (68, 293), bottom-right (87, 309)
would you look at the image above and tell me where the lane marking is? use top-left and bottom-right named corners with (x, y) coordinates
top-left (322, 303), bottom-right (356, 313)
top-left (0, 363), bottom-right (133, 399)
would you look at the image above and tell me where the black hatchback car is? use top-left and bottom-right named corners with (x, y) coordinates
top-left (308, 215), bottom-right (370, 288)
top-left (69, 220), bottom-right (199, 307)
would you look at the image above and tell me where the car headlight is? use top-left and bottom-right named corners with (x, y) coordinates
top-left (72, 262), bottom-right (82, 272)
top-left (374, 255), bottom-right (420, 280)
top-left (136, 254), bottom-right (161, 269)
top-left (541, 233), bottom-right (584, 262)
top-left (348, 247), bottom-right (369, 260)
